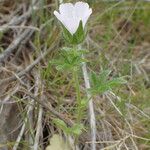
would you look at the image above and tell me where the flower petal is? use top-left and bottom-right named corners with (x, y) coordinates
top-left (54, 11), bottom-right (79, 35)
top-left (82, 8), bottom-right (92, 27)
top-left (74, 2), bottom-right (89, 17)
top-left (54, 2), bottom-right (92, 35)
top-left (74, 2), bottom-right (92, 27)
top-left (54, 11), bottom-right (63, 22)
top-left (59, 3), bottom-right (74, 18)
top-left (63, 18), bottom-right (80, 35)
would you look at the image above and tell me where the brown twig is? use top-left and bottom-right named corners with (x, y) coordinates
top-left (20, 88), bottom-right (74, 127)
top-left (0, 29), bottom-right (34, 63)
top-left (0, 0), bottom-right (38, 33)
top-left (0, 39), bottom-right (59, 85)
top-left (0, 0), bottom-right (39, 63)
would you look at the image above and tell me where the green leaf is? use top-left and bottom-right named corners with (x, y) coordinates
top-left (62, 24), bottom-right (74, 44)
top-left (53, 118), bottom-right (68, 132)
top-left (91, 72), bottom-right (98, 85)
top-left (73, 21), bottom-right (85, 44)
top-left (91, 70), bottom-right (111, 87)
top-left (53, 119), bottom-right (84, 136)
top-left (89, 84), bottom-right (110, 95)
top-left (107, 77), bottom-right (127, 88)
top-left (61, 21), bottom-right (85, 45)
top-left (90, 70), bottom-right (127, 95)
top-left (51, 48), bottom-right (87, 71)
top-left (69, 124), bottom-right (85, 136)
top-left (98, 70), bottom-right (111, 83)
top-left (80, 99), bottom-right (89, 109)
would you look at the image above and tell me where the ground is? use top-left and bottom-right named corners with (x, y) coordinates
top-left (0, 0), bottom-right (150, 150)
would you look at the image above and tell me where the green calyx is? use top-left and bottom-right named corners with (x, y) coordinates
top-left (62, 21), bottom-right (85, 45)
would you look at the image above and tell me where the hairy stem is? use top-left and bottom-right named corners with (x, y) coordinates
top-left (73, 68), bottom-right (82, 123)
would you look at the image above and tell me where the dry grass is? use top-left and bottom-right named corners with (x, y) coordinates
top-left (0, 0), bottom-right (150, 150)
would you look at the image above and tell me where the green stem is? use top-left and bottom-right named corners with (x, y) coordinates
top-left (73, 68), bottom-right (82, 123)
top-left (73, 68), bottom-right (82, 146)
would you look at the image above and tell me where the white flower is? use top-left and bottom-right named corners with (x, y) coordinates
top-left (54, 1), bottom-right (92, 35)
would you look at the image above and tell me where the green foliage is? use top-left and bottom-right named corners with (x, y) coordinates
top-left (73, 21), bottom-right (85, 44)
top-left (62, 24), bottom-right (74, 44)
top-left (62, 21), bottom-right (85, 45)
top-left (90, 70), bottom-right (127, 95)
top-left (53, 118), bottom-right (68, 133)
top-left (70, 124), bottom-right (85, 136)
top-left (75, 98), bottom-right (89, 120)
top-left (50, 47), bottom-right (87, 71)
top-left (79, 99), bottom-right (89, 109)
top-left (116, 99), bottom-right (126, 116)
top-left (42, 61), bottom-right (52, 79)
top-left (53, 118), bottom-right (84, 136)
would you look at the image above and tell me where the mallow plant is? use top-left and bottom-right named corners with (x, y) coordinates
top-left (52, 2), bottom-right (126, 150)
